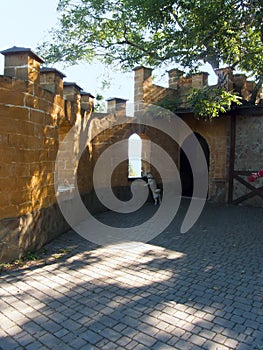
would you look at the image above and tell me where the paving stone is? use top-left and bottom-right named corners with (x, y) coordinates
top-left (133, 344), bottom-right (150, 350)
top-left (54, 328), bottom-right (69, 338)
top-left (122, 315), bottom-right (140, 327)
top-left (244, 319), bottom-right (260, 329)
top-left (99, 315), bottom-right (119, 328)
top-left (95, 338), bottom-right (110, 348)
top-left (37, 333), bottom-right (61, 347)
top-left (224, 338), bottom-right (239, 348)
top-left (231, 314), bottom-right (245, 324)
top-left (110, 323), bottom-right (125, 333)
top-left (0, 203), bottom-right (263, 350)
top-left (121, 325), bottom-right (140, 339)
top-left (25, 341), bottom-right (49, 350)
top-left (165, 335), bottom-right (180, 346)
top-left (133, 332), bottom-right (157, 347)
top-left (0, 337), bottom-right (20, 350)
top-left (203, 340), bottom-right (230, 350)
top-left (49, 344), bottom-right (73, 350)
top-left (70, 336), bottom-right (89, 349)
top-left (154, 330), bottom-right (173, 343)
top-left (174, 339), bottom-right (193, 350)
top-left (116, 335), bottom-right (133, 347)
top-left (125, 340), bottom-right (140, 349)
top-left (152, 342), bottom-right (175, 350)
top-left (214, 316), bottom-right (235, 329)
top-left (235, 342), bottom-right (253, 350)
top-left (81, 330), bottom-right (102, 344)
top-left (189, 334), bottom-right (207, 347)
top-left (41, 320), bottom-right (62, 333)
top-left (61, 319), bottom-right (82, 331)
top-left (99, 327), bottom-right (122, 342)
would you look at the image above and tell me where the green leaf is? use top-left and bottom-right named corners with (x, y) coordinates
top-left (37, 0), bottom-right (263, 98)
top-left (188, 87), bottom-right (242, 120)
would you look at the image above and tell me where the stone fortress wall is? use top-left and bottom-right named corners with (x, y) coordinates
top-left (133, 66), bottom-right (263, 205)
top-left (0, 46), bottom-right (262, 262)
top-left (0, 47), bottom-right (108, 261)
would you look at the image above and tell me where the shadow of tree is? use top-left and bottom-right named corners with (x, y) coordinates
top-left (0, 200), bottom-right (263, 350)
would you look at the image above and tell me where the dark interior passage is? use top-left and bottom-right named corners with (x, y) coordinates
top-left (180, 133), bottom-right (210, 197)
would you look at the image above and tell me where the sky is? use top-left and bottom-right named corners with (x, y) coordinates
top-left (0, 0), bottom-right (135, 103)
top-left (0, 0), bottom-right (217, 106)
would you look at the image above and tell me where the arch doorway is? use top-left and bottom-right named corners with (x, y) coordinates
top-left (180, 133), bottom-right (210, 197)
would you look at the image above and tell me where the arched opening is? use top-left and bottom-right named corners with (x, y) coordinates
top-left (180, 132), bottom-right (210, 197)
top-left (128, 133), bottom-right (151, 178)
top-left (128, 133), bottom-right (142, 178)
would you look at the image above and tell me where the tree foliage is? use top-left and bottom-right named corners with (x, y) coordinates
top-left (94, 94), bottom-right (105, 112)
top-left (188, 87), bottom-right (242, 119)
top-left (39, 0), bottom-right (263, 82)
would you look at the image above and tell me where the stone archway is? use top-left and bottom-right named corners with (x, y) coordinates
top-left (180, 132), bottom-right (210, 197)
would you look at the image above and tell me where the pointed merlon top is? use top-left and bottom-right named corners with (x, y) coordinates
top-left (80, 91), bottom-right (95, 99)
top-left (0, 46), bottom-right (45, 63)
top-left (63, 82), bottom-right (82, 91)
top-left (40, 67), bottom-right (66, 79)
top-left (167, 68), bottom-right (184, 74)
top-left (106, 97), bottom-right (128, 102)
top-left (132, 66), bottom-right (153, 71)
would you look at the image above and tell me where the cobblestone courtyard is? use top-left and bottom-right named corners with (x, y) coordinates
top-left (0, 200), bottom-right (263, 349)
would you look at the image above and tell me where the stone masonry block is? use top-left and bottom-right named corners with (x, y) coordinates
top-left (25, 94), bottom-right (39, 109)
top-left (0, 89), bottom-right (25, 106)
top-left (15, 67), bottom-right (30, 81)
top-left (0, 76), bottom-right (13, 89)
top-left (4, 53), bottom-right (28, 67)
top-left (29, 110), bottom-right (45, 124)
top-left (9, 190), bottom-right (30, 206)
top-left (0, 217), bottom-right (21, 261)
top-left (38, 99), bottom-right (53, 114)
top-left (192, 73), bottom-right (209, 89)
top-left (28, 68), bottom-right (40, 85)
top-left (0, 191), bottom-right (11, 208)
top-left (38, 88), bottom-right (55, 103)
top-left (2, 67), bottom-right (16, 79)
top-left (12, 79), bottom-right (27, 92)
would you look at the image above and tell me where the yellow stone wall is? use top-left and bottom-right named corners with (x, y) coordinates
top-left (0, 50), bottom-right (262, 261)
top-left (0, 77), bottom-right (63, 220)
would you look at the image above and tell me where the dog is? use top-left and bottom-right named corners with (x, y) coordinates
top-left (145, 172), bottom-right (162, 205)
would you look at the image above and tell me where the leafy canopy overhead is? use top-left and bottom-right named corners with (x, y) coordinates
top-left (188, 87), bottom-right (242, 119)
top-left (39, 0), bottom-right (263, 81)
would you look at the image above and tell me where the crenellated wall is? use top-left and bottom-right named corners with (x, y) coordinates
top-left (0, 47), bottom-right (148, 262)
top-left (133, 65), bottom-right (262, 109)
top-left (0, 46), bottom-right (262, 262)
top-left (0, 47), bottom-right (99, 261)
top-left (133, 65), bottom-right (263, 204)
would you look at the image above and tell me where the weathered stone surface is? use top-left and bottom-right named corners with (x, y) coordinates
top-left (0, 203), bottom-right (69, 262)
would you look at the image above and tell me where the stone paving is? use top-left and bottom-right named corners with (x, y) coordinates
top-left (0, 200), bottom-right (263, 350)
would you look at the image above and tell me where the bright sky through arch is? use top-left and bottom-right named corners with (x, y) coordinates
top-left (128, 134), bottom-right (142, 178)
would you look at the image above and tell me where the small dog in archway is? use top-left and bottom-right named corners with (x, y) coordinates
top-left (145, 172), bottom-right (162, 205)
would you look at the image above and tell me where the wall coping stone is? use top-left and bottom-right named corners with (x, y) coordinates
top-left (132, 66), bottom-right (153, 71)
top-left (106, 97), bottom-right (128, 102)
top-left (63, 81), bottom-right (82, 90)
top-left (81, 91), bottom-right (95, 98)
top-left (1, 46), bottom-right (44, 63)
top-left (40, 67), bottom-right (66, 79)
